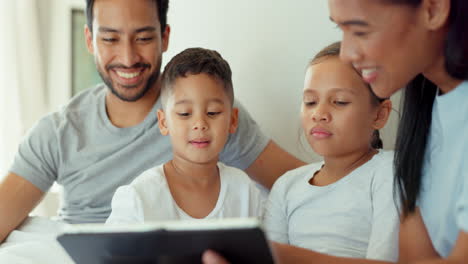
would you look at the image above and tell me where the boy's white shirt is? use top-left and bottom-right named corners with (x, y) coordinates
top-left (106, 162), bottom-right (267, 224)
top-left (264, 150), bottom-right (399, 261)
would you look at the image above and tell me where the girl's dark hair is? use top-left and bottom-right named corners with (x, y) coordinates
top-left (393, 0), bottom-right (468, 215)
top-left (310, 41), bottom-right (384, 149)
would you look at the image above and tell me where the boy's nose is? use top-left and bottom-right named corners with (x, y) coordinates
top-left (192, 119), bottom-right (208, 131)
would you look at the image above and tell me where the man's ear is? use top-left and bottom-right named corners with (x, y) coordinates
top-left (420, 0), bottom-right (450, 30)
top-left (373, 99), bottom-right (392, 130)
top-left (84, 25), bottom-right (94, 55)
top-left (229, 108), bottom-right (239, 134)
top-left (161, 25), bottom-right (171, 53)
top-left (157, 109), bottom-right (169, 135)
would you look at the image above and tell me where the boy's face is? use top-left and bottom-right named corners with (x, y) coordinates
top-left (157, 74), bottom-right (238, 165)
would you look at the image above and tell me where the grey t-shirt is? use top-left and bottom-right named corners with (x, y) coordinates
top-left (10, 84), bottom-right (269, 224)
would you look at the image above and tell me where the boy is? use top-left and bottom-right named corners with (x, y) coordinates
top-left (106, 48), bottom-right (266, 223)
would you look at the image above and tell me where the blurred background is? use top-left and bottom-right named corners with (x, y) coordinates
top-left (0, 0), bottom-right (400, 217)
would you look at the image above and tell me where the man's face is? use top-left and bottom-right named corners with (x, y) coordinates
top-left (85, 0), bottom-right (170, 102)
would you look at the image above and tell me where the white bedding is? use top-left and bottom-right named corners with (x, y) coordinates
top-left (0, 217), bottom-right (74, 264)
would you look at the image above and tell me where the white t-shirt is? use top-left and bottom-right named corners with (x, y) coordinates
top-left (264, 151), bottom-right (399, 261)
top-left (106, 162), bottom-right (267, 223)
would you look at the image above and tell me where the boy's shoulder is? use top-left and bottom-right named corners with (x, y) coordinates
top-left (130, 164), bottom-right (167, 189)
top-left (218, 162), bottom-right (252, 183)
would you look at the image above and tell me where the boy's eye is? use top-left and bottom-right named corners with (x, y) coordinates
top-left (207, 112), bottom-right (221, 116)
top-left (177, 113), bottom-right (190, 117)
top-left (304, 101), bottom-right (316, 107)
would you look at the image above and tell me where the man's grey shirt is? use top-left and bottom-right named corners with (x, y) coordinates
top-left (10, 84), bottom-right (269, 223)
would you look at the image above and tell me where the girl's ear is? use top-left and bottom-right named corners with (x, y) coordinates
top-left (157, 109), bottom-right (169, 136)
top-left (229, 108), bottom-right (239, 134)
top-left (373, 99), bottom-right (392, 130)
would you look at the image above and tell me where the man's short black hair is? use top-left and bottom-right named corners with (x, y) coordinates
top-left (85, 0), bottom-right (169, 33)
top-left (161, 48), bottom-right (234, 108)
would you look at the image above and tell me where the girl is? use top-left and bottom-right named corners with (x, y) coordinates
top-left (263, 42), bottom-right (398, 261)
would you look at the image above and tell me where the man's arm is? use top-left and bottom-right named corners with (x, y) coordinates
top-left (245, 140), bottom-right (305, 189)
top-left (0, 172), bottom-right (44, 243)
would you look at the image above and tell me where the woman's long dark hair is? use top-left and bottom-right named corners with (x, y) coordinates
top-left (394, 0), bottom-right (468, 215)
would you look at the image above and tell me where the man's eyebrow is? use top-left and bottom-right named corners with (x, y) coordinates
top-left (135, 26), bottom-right (157, 33)
top-left (98, 27), bottom-right (119, 33)
top-left (329, 17), bottom-right (369, 27)
top-left (97, 26), bottom-right (157, 34)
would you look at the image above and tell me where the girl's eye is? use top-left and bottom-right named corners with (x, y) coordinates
top-left (207, 112), bottom-right (221, 116)
top-left (334, 101), bottom-right (350, 106)
top-left (177, 113), bottom-right (190, 117)
top-left (304, 101), bottom-right (316, 106)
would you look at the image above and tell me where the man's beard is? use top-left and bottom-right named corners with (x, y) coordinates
top-left (97, 59), bottom-right (162, 102)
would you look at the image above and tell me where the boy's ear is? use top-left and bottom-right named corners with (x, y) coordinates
top-left (373, 99), bottom-right (392, 130)
top-left (229, 108), bottom-right (239, 134)
top-left (157, 109), bottom-right (169, 136)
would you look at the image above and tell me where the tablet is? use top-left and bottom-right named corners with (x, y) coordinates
top-left (57, 218), bottom-right (274, 264)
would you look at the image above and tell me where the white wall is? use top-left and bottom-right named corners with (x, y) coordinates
top-left (41, 0), bottom-right (400, 163)
top-left (164, 1), bottom-right (400, 162)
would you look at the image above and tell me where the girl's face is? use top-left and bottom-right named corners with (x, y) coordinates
top-left (328, 0), bottom-right (444, 98)
top-left (302, 57), bottom-right (387, 157)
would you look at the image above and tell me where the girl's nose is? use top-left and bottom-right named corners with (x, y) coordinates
top-left (311, 108), bottom-right (331, 122)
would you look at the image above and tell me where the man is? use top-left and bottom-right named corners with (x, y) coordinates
top-left (0, 0), bottom-right (304, 242)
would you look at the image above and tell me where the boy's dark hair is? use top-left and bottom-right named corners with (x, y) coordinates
top-left (161, 47), bottom-right (234, 108)
top-left (309, 41), bottom-right (384, 149)
top-left (85, 0), bottom-right (169, 34)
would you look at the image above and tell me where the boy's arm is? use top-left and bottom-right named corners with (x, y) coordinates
top-left (0, 172), bottom-right (44, 243)
top-left (245, 140), bottom-right (305, 190)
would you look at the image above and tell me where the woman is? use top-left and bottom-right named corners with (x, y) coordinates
top-left (203, 0), bottom-right (468, 263)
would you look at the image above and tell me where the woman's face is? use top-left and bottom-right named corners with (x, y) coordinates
top-left (328, 0), bottom-right (440, 98)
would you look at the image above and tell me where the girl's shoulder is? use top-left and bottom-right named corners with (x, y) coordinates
top-left (366, 150), bottom-right (394, 171)
top-left (365, 150), bottom-right (395, 185)
top-left (272, 162), bottom-right (323, 191)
